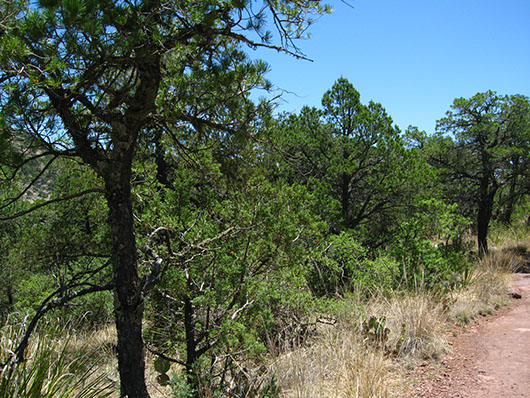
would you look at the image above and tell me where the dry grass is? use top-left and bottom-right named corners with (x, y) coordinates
top-left (0, 318), bottom-right (115, 398)
top-left (448, 250), bottom-right (523, 324)
top-left (489, 223), bottom-right (530, 254)
top-left (3, 225), bottom-right (526, 397)
top-left (265, 292), bottom-right (450, 397)
top-left (266, 243), bottom-right (524, 396)
top-left (261, 292), bottom-right (447, 397)
top-left (366, 294), bottom-right (449, 361)
top-left (66, 323), bottom-right (179, 398)
top-left (0, 320), bottom-right (184, 398)
top-left (270, 322), bottom-right (392, 398)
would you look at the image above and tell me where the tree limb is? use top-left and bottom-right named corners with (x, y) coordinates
top-left (0, 188), bottom-right (104, 221)
top-left (2, 281), bottom-right (114, 367)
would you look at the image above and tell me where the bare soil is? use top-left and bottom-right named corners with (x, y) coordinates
top-left (409, 273), bottom-right (530, 397)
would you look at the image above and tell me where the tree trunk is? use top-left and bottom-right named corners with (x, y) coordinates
top-left (499, 175), bottom-right (518, 225)
top-left (477, 181), bottom-right (497, 256)
top-left (184, 294), bottom-right (200, 390)
top-left (106, 178), bottom-right (150, 398)
top-left (477, 202), bottom-right (489, 255)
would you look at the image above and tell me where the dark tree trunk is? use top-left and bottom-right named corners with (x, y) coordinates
top-left (106, 176), bottom-right (149, 398)
top-left (477, 180), bottom-right (497, 256)
top-left (477, 201), bottom-right (490, 255)
top-left (7, 284), bottom-right (13, 307)
top-left (499, 175), bottom-right (518, 225)
top-left (501, 195), bottom-right (515, 225)
top-left (183, 294), bottom-right (200, 389)
top-left (101, 55), bottom-right (160, 398)
top-left (153, 130), bottom-right (173, 190)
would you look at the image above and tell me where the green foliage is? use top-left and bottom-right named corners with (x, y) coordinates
top-left (154, 356), bottom-right (172, 387)
top-left (2, 1), bottom-right (527, 395)
top-left (0, 215), bottom-right (31, 315)
top-left (307, 231), bottom-right (365, 296)
top-left (267, 78), bottom-right (435, 246)
top-left (307, 231), bottom-right (400, 297)
top-left (0, 160), bottom-right (112, 322)
top-left (0, 0), bottom-right (331, 394)
top-left (154, 356), bottom-right (171, 375)
top-left (434, 91), bottom-right (530, 252)
top-left (137, 146), bottom-right (325, 392)
top-left (388, 199), bottom-right (471, 290)
top-left (169, 371), bottom-right (195, 398)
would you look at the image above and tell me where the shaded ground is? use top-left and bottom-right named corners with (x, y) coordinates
top-left (409, 273), bottom-right (530, 397)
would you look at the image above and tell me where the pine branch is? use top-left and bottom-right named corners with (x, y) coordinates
top-left (0, 188), bottom-right (104, 221)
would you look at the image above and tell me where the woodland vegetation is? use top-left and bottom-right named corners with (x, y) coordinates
top-left (0, 1), bottom-right (529, 397)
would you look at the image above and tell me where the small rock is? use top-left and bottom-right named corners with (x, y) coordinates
top-left (507, 288), bottom-right (522, 299)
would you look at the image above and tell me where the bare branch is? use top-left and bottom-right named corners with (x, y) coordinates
top-left (0, 188), bottom-right (104, 221)
top-left (230, 299), bottom-right (255, 320)
top-left (222, 30), bottom-right (313, 62)
top-left (3, 281), bottom-right (114, 367)
top-left (0, 155), bottom-right (58, 210)
top-left (145, 345), bottom-right (186, 367)
top-left (141, 227), bottom-right (172, 293)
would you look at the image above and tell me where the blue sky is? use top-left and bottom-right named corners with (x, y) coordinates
top-left (251, 0), bottom-right (530, 134)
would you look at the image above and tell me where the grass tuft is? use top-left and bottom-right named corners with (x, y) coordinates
top-left (269, 321), bottom-right (391, 397)
top-left (367, 294), bottom-right (449, 361)
top-left (449, 250), bottom-right (521, 324)
top-left (0, 317), bottom-right (114, 398)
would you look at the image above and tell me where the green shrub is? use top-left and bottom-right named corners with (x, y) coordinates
top-left (307, 232), bottom-right (399, 297)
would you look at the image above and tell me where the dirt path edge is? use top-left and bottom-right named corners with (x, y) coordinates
top-left (408, 273), bottom-right (530, 398)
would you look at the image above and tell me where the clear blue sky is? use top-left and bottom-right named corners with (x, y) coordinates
top-left (251, 0), bottom-right (530, 134)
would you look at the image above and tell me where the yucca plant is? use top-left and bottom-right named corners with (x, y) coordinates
top-left (0, 318), bottom-right (114, 398)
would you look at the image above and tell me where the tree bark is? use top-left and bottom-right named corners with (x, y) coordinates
top-left (100, 54), bottom-right (161, 398)
top-left (477, 180), bottom-right (497, 256)
top-left (106, 176), bottom-right (149, 398)
top-left (499, 173), bottom-right (518, 225)
top-left (183, 294), bottom-right (199, 388)
top-left (477, 201), bottom-right (490, 255)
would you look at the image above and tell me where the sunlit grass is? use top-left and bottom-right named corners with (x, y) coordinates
top-left (0, 317), bottom-right (114, 398)
top-left (489, 222), bottom-right (530, 255)
top-left (367, 294), bottom-right (449, 361)
top-left (449, 247), bottom-right (524, 324)
top-left (269, 322), bottom-right (392, 397)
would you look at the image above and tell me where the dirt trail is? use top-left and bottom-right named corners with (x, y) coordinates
top-left (411, 273), bottom-right (530, 397)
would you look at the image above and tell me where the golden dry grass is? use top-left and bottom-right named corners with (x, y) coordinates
top-left (0, 318), bottom-right (115, 398)
top-left (366, 294), bottom-right (449, 361)
top-left (448, 250), bottom-right (523, 324)
top-left (269, 323), bottom-right (392, 398)
top-left (67, 323), bottom-right (177, 398)
top-left (489, 222), bottom-right (530, 254)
